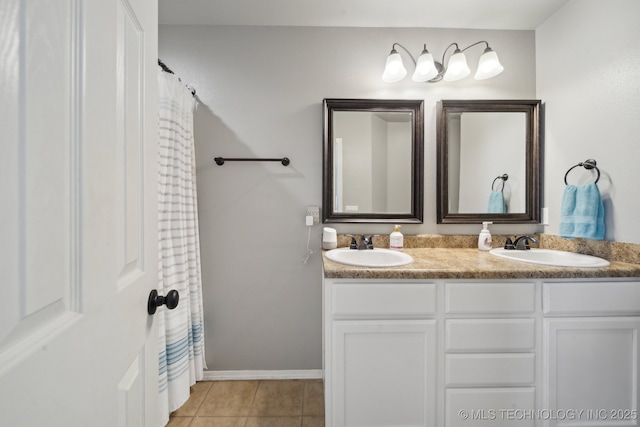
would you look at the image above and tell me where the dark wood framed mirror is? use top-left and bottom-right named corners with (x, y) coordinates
top-left (436, 99), bottom-right (542, 224)
top-left (323, 99), bottom-right (424, 223)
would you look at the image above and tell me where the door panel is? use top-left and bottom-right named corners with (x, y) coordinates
top-left (544, 318), bottom-right (640, 427)
top-left (332, 320), bottom-right (437, 427)
top-left (0, 0), bottom-right (81, 372)
top-left (116, 0), bottom-right (145, 286)
top-left (0, 0), bottom-right (159, 425)
top-left (23, 0), bottom-right (73, 315)
top-left (118, 353), bottom-right (145, 427)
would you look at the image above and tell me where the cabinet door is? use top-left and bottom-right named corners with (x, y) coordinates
top-left (544, 318), bottom-right (640, 427)
top-left (331, 320), bottom-right (437, 427)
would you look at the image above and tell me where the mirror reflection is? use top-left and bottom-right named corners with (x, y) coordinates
top-left (437, 100), bottom-right (541, 224)
top-left (332, 111), bottom-right (412, 214)
top-left (323, 99), bottom-right (424, 223)
top-left (448, 112), bottom-right (526, 213)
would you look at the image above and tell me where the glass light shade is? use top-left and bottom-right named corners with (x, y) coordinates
top-left (381, 50), bottom-right (407, 83)
top-left (474, 48), bottom-right (504, 80)
top-left (443, 50), bottom-right (470, 81)
top-left (412, 49), bottom-right (439, 82)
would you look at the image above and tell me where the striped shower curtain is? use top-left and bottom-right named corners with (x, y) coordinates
top-left (157, 66), bottom-right (206, 426)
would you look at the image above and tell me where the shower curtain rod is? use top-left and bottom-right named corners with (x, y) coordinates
top-left (158, 59), bottom-right (196, 96)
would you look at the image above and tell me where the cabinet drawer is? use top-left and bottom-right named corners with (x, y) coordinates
top-left (446, 353), bottom-right (535, 386)
top-left (543, 281), bottom-right (640, 315)
top-left (445, 282), bottom-right (536, 314)
top-left (446, 387), bottom-right (535, 427)
top-left (446, 319), bottom-right (535, 351)
top-left (332, 282), bottom-right (437, 317)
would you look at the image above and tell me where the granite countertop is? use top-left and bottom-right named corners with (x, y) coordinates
top-left (322, 247), bottom-right (640, 280)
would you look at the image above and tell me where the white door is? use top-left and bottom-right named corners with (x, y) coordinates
top-left (0, 0), bottom-right (159, 425)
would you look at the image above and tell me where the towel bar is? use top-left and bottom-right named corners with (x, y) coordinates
top-left (214, 157), bottom-right (290, 166)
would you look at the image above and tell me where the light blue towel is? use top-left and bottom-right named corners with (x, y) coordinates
top-left (559, 183), bottom-right (605, 240)
top-left (488, 191), bottom-right (506, 213)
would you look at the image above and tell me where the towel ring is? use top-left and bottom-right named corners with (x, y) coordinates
top-left (564, 159), bottom-right (600, 185)
top-left (491, 174), bottom-right (509, 192)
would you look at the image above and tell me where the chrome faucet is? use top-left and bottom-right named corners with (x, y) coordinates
top-left (512, 235), bottom-right (539, 250)
top-left (347, 234), bottom-right (377, 250)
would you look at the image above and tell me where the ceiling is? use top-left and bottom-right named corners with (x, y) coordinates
top-left (158, 0), bottom-right (569, 30)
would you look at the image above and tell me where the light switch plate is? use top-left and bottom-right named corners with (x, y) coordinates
top-left (542, 207), bottom-right (549, 225)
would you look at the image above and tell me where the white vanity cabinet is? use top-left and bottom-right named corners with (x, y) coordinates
top-left (542, 280), bottom-right (640, 427)
top-left (324, 280), bottom-right (438, 427)
top-left (324, 275), bottom-right (640, 427)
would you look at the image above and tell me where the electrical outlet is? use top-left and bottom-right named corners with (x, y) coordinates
top-left (307, 206), bottom-right (320, 225)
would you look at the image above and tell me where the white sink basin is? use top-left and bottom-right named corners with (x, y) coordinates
top-left (489, 248), bottom-right (610, 268)
top-left (325, 248), bottom-right (414, 268)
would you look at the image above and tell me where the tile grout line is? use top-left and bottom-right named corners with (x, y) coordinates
top-left (200, 381), bottom-right (215, 421)
top-left (300, 380), bottom-right (307, 427)
top-left (244, 380), bottom-right (261, 427)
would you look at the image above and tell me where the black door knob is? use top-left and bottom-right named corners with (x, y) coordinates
top-left (147, 289), bottom-right (179, 315)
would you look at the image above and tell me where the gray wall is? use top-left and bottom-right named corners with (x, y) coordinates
top-left (536, 0), bottom-right (640, 243)
top-left (158, 25), bottom-right (535, 370)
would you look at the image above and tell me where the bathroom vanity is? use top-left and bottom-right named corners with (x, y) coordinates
top-left (322, 248), bottom-right (640, 427)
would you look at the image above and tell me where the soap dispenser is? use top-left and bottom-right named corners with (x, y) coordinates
top-left (478, 221), bottom-right (493, 251)
top-left (390, 224), bottom-right (404, 251)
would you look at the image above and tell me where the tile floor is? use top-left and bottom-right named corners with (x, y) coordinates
top-left (167, 379), bottom-right (324, 427)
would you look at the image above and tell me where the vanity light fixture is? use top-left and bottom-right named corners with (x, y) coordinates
top-left (381, 41), bottom-right (504, 83)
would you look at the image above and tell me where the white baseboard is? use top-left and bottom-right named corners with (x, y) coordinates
top-left (202, 369), bottom-right (323, 381)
